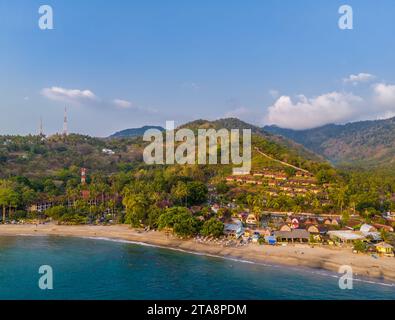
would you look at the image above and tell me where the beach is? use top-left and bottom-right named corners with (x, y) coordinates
top-left (0, 223), bottom-right (394, 283)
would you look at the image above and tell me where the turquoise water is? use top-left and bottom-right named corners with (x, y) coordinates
top-left (0, 236), bottom-right (394, 300)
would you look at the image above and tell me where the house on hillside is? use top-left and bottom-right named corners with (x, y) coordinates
top-left (360, 224), bottom-right (377, 233)
top-left (373, 223), bottom-right (394, 233)
top-left (279, 224), bottom-right (292, 232)
top-left (255, 228), bottom-right (271, 237)
top-left (224, 220), bottom-right (244, 239)
top-left (28, 202), bottom-right (53, 213)
top-left (274, 174), bottom-right (287, 181)
top-left (306, 225), bottom-right (327, 235)
top-left (345, 219), bottom-right (362, 229)
top-left (246, 214), bottom-right (258, 226)
top-left (102, 148), bottom-right (115, 155)
top-left (324, 218), bottom-right (339, 226)
top-left (238, 212), bottom-right (249, 221)
top-left (295, 171), bottom-right (313, 178)
top-left (211, 204), bottom-right (220, 214)
top-left (291, 218), bottom-right (299, 229)
top-left (305, 218), bottom-right (318, 225)
top-left (359, 224), bottom-right (381, 242)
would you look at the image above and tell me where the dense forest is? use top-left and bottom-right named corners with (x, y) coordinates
top-left (264, 116), bottom-right (395, 169)
top-left (0, 118), bottom-right (394, 238)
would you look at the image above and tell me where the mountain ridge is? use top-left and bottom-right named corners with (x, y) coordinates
top-left (264, 116), bottom-right (395, 168)
top-left (109, 125), bottom-right (164, 138)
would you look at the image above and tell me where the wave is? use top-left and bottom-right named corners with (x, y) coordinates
top-left (82, 236), bottom-right (269, 265)
top-left (82, 236), bottom-right (395, 288)
top-left (7, 233), bottom-right (395, 289)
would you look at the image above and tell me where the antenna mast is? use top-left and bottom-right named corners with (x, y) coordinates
top-left (39, 117), bottom-right (43, 136)
top-left (63, 106), bottom-right (68, 136)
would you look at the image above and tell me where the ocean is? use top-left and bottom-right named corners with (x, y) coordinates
top-left (0, 236), bottom-right (393, 300)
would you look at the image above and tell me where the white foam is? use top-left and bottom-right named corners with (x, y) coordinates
top-left (6, 233), bottom-right (395, 289)
top-left (82, 236), bottom-right (395, 288)
top-left (82, 236), bottom-right (269, 266)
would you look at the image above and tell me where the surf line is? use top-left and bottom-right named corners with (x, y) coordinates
top-left (83, 236), bottom-right (395, 288)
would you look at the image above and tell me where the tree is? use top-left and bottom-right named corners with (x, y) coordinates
top-left (171, 181), bottom-right (188, 205)
top-left (0, 180), bottom-right (19, 223)
top-left (353, 240), bottom-right (367, 253)
top-left (123, 192), bottom-right (149, 227)
top-left (146, 206), bottom-right (163, 229)
top-left (45, 205), bottom-right (68, 220)
top-left (216, 208), bottom-right (231, 221)
top-left (158, 207), bottom-right (200, 237)
top-left (186, 181), bottom-right (208, 206)
top-left (201, 218), bottom-right (224, 238)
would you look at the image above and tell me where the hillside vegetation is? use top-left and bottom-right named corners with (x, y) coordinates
top-left (0, 118), bottom-right (394, 232)
top-left (264, 117), bottom-right (395, 169)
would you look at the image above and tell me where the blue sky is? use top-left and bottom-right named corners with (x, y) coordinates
top-left (1, 0), bottom-right (395, 136)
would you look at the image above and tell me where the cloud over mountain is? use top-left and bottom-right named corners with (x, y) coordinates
top-left (265, 92), bottom-right (363, 130)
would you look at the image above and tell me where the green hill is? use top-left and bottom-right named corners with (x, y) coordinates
top-left (0, 118), bottom-right (328, 179)
top-left (181, 118), bottom-right (324, 164)
top-left (264, 117), bottom-right (395, 169)
top-left (109, 126), bottom-right (164, 138)
top-left (0, 134), bottom-right (143, 178)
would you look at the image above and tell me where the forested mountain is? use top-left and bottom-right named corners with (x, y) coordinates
top-left (109, 125), bottom-right (164, 138)
top-left (0, 118), bottom-right (326, 179)
top-left (1, 118), bottom-right (395, 228)
top-left (181, 118), bottom-right (324, 163)
top-left (0, 134), bottom-right (143, 178)
top-left (264, 117), bottom-right (395, 169)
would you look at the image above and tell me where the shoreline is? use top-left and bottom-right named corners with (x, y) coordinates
top-left (1, 224), bottom-right (395, 285)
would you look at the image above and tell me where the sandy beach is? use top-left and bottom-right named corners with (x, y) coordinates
top-left (0, 223), bottom-right (394, 283)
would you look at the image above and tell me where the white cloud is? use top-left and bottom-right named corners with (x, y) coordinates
top-left (373, 83), bottom-right (395, 107)
top-left (113, 99), bottom-right (133, 109)
top-left (265, 92), bottom-right (363, 130)
top-left (343, 73), bottom-right (375, 85)
top-left (41, 86), bottom-right (98, 104)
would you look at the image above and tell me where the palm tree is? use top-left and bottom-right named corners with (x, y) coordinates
top-left (0, 180), bottom-right (18, 223)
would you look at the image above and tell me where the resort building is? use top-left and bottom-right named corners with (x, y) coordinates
top-left (359, 224), bottom-right (381, 242)
top-left (102, 148), bottom-right (115, 155)
top-left (360, 224), bottom-right (377, 233)
top-left (279, 224), bottom-right (292, 232)
top-left (374, 242), bottom-right (394, 257)
top-left (274, 229), bottom-right (310, 243)
top-left (291, 218), bottom-right (299, 229)
top-left (246, 214), bottom-right (258, 226)
top-left (306, 225), bottom-right (327, 235)
top-left (373, 223), bottom-right (394, 233)
top-left (327, 230), bottom-right (366, 243)
top-left (224, 219), bottom-right (244, 239)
